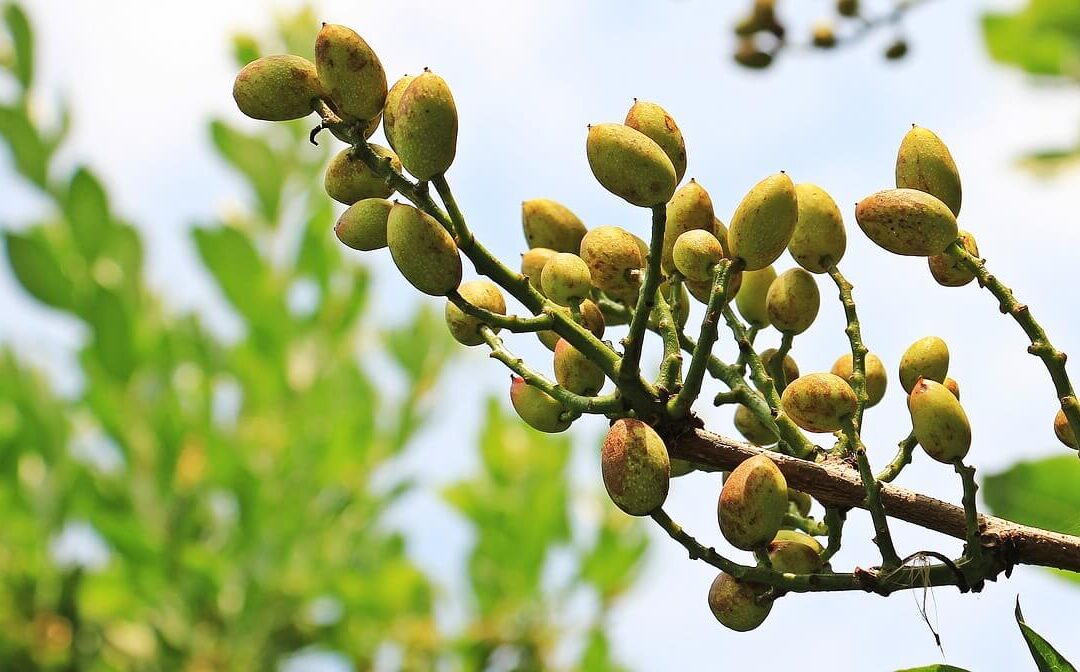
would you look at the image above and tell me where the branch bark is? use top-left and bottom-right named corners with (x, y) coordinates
top-left (673, 428), bottom-right (1080, 574)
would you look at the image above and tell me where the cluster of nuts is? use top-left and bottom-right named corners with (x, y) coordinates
top-left (231, 20), bottom-right (1078, 633)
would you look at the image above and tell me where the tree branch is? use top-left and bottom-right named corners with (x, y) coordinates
top-left (672, 427), bottom-right (1080, 574)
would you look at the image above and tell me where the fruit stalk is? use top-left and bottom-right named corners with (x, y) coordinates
top-left (768, 332), bottom-right (795, 393)
top-left (947, 241), bottom-right (1080, 457)
top-left (619, 206), bottom-right (669, 389)
top-left (669, 259), bottom-right (737, 417)
top-left (876, 431), bottom-right (918, 483)
top-left (842, 416), bottom-right (902, 568)
top-left (653, 291), bottom-right (684, 392)
top-left (954, 459), bottom-right (985, 571)
top-left (447, 292), bottom-right (554, 332)
top-left (827, 264), bottom-right (870, 428)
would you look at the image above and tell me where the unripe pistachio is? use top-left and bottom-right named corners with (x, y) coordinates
top-left (713, 218), bottom-right (732, 257)
top-left (718, 454), bottom-right (788, 550)
top-left (673, 229), bottom-right (725, 282)
top-left (768, 537), bottom-right (823, 573)
top-left (734, 38), bottom-right (773, 69)
top-left (601, 419), bottom-right (670, 515)
top-left (787, 489), bottom-right (812, 517)
top-left (663, 180), bottom-right (716, 273)
top-left (233, 55), bottom-right (322, 121)
top-left (580, 226), bottom-right (644, 295)
top-left (855, 188), bottom-right (958, 256)
top-left (684, 269), bottom-right (742, 304)
top-left (624, 100), bottom-right (687, 183)
top-left (708, 573), bottom-right (772, 632)
top-left (733, 404), bottom-right (778, 446)
top-left (510, 376), bottom-right (570, 433)
top-left (444, 279), bottom-right (507, 346)
top-left (387, 203), bottom-right (462, 296)
top-left (394, 70), bottom-right (458, 180)
top-left (909, 378), bottom-right (971, 462)
top-left (735, 265), bottom-right (777, 328)
top-left (522, 199), bottom-right (587, 254)
top-left (790, 183), bottom-right (846, 273)
top-left (811, 23), bottom-right (837, 49)
top-left (325, 145), bottom-right (399, 204)
top-left (521, 247), bottom-right (558, 292)
top-left (760, 348), bottom-right (800, 387)
top-left (774, 529), bottom-right (823, 553)
top-left (554, 338), bottom-right (605, 396)
top-left (314, 24), bottom-right (387, 122)
top-left (945, 377), bottom-right (961, 400)
top-left (537, 299), bottom-right (605, 351)
top-left (727, 173), bottom-right (799, 270)
top-left (382, 74), bottom-right (415, 151)
top-left (670, 459), bottom-right (696, 477)
top-left (541, 253), bottom-right (592, 307)
top-left (899, 336), bottom-right (949, 393)
top-left (928, 230), bottom-right (978, 287)
top-left (766, 268), bottom-right (820, 335)
top-left (586, 123), bottom-right (677, 207)
top-left (831, 352), bottom-right (888, 407)
top-left (781, 373), bottom-right (857, 433)
top-left (896, 125), bottom-right (962, 217)
top-left (1054, 408), bottom-right (1077, 449)
top-left (335, 198), bottom-right (392, 251)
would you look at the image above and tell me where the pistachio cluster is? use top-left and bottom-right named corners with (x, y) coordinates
top-left (731, 0), bottom-right (920, 70)
top-left (233, 22), bottom-right (1080, 634)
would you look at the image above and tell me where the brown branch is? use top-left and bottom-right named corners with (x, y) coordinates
top-left (673, 428), bottom-right (1080, 574)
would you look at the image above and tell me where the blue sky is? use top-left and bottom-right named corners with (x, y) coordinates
top-left (3, 0), bottom-right (1080, 670)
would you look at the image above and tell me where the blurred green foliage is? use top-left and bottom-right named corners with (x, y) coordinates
top-left (0, 4), bottom-right (646, 670)
top-left (982, 0), bottom-right (1080, 173)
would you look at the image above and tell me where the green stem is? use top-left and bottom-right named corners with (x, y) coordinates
top-left (620, 206), bottom-right (668, 388)
top-left (822, 507), bottom-right (847, 563)
top-left (954, 459), bottom-right (984, 568)
top-left (827, 264), bottom-right (869, 429)
top-left (653, 292), bottom-right (684, 393)
top-left (783, 512), bottom-right (830, 537)
top-left (769, 332), bottom-right (795, 393)
top-left (668, 259), bottom-right (736, 418)
top-left (876, 432), bottom-right (918, 483)
top-left (948, 242), bottom-right (1080, 456)
top-left (650, 509), bottom-right (974, 595)
top-left (480, 327), bottom-right (623, 417)
top-left (841, 416), bottom-right (901, 568)
top-left (735, 325), bottom-right (760, 377)
top-left (447, 291), bottom-right (555, 332)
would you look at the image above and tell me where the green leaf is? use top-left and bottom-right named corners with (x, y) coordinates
top-left (0, 104), bottom-right (48, 186)
top-left (87, 287), bottom-right (135, 381)
top-left (894, 666), bottom-right (972, 672)
top-left (982, 0), bottom-right (1080, 78)
top-left (4, 228), bottom-right (75, 310)
top-left (192, 225), bottom-right (279, 327)
top-left (2, 3), bottom-right (33, 89)
top-left (580, 507), bottom-right (649, 603)
top-left (209, 120), bottom-right (284, 223)
top-left (1016, 598), bottom-right (1077, 671)
top-left (580, 628), bottom-right (627, 672)
top-left (65, 166), bottom-right (110, 260)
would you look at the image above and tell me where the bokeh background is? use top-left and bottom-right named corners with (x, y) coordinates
top-left (2, 0), bottom-right (1078, 670)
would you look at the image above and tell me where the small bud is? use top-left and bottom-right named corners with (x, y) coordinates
top-left (1054, 408), bottom-right (1078, 449)
top-left (855, 188), bottom-right (958, 256)
top-left (522, 199), bottom-right (587, 254)
top-left (315, 24), bottom-right (387, 122)
top-left (233, 55), bottom-right (323, 121)
top-left (899, 336), bottom-right (949, 394)
top-left (781, 373), bottom-right (857, 433)
top-left (511, 376), bottom-right (571, 433)
top-left (601, 419), bottom-right (670, 515)
top-left (945, 377), bottom-right (961, 400)
top-left (909, 378), bottom-right (971, 462)
top-left (335, 198), bottom-right (392, 251)
top-left (727, 173), bottom-right (799, 270)
top-left (718, 454), bottom-right (788, 550)
top-left (444, 279), bottom-right (506, 346)
top-left (586, 123), bottom-right (677, 207)
top-left (387, 203), bottom-right (462, 296)
top-left (766, 268), bottom-right (820, 335)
